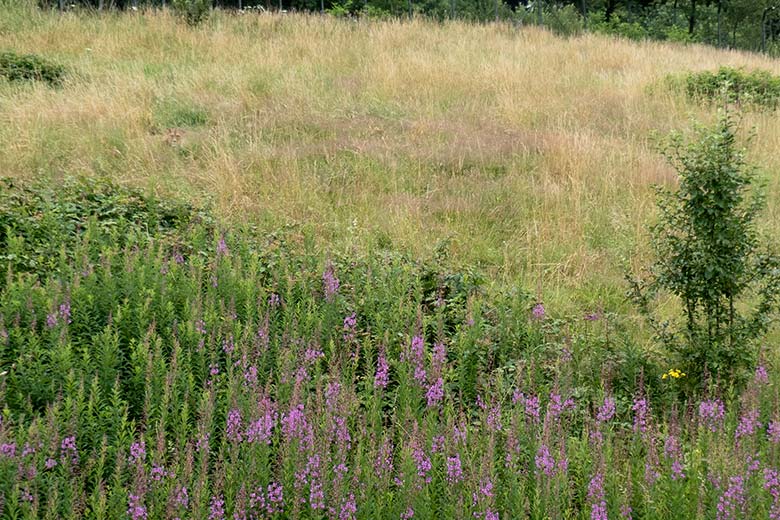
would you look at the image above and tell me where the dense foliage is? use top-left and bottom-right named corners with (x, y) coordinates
top-left (0, 51), bottom-right (65, 87)
top-left (673, 67), bottom-right (780, 109)
top-left (0, 176), bottom-right (779, 519)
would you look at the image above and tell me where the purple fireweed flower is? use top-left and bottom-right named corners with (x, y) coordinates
top-left (756, 365), bottom-right (769, 385)
top-left (431, 435), bottom-right (445, 454)
top-left (216, 235), bottom-right (229, 256)
top-left (432, 342), bottom-right (447, 369)
top-left (129, 441), bottom-right (146, 465)
top-left (209, 495), bottom-right (226, 520)
top-left (342, 313), bottom-right (357, 343)
top-left (769, 421), bottom-right (780, 444)
top-left (426, 378), bottom-right (444, 407)
top-left (765, 468), bottom-right (780, 520)
top-left (59, 302), bottom-right (72, 323)
top-left (20, 489), bottom-right (33, 503)
top-left (44, 457), bottom-right (57, 469)
top-left (596, 396), bottom-right (616, 423)
top-left (281, 404), bottom-right (312, 449)
top-left (330, 415), bottom-right (351, 449)
top-left (447, 453), bottom-right (464, 483)
top-left (487, 406), bottom-right (503, 432)
top-left (222, 335), bottom-right (234, 355)
top-left (453, 422), bottom-right (468, 445)
top-left (268, 293), bottom-right (281, 307)
top-left (325, 381), bottom-right (341, 410)
top-left (374, 437), bottom-right (394, 476)
top-left (747, 453), bottom-right (761, 474)
top-left (548, 392), bottom-right (575, 420)
top-left (645, 462), bottom-right (661, 486)
top-left (524, 395), bottom-right (541, 423)
top-left (322, 263), bottom-right (339, 302)
top-left (588, 472), bottom-right (607, 520)
top-left (226, 409), bottom-right (243, 443)
top-left (46, 313), bottom-right (57, 328)
top-left (736, 408), bottom-right (762, 442)
top-left (246, 411), bottom-right (277, 445)
top-left (60, 436), bottom-right (78, 466)
top-left (128, 494), bottom-right (147, 520)
top-left (305, 455), bottom-right (325, 510)
top-left (173, 486), bottom-right (189, 509)
top-left (196, 433), bottom-right (210, 453)
top-left (485, 512), bottom-right (499, 520)
top-left (478, 479), bottom-right (494, 498)
top-left (0, 442), bottom-right (16, 458)
top-left (374, 351), bottom-right (389, 389)
top-left (412, 442), bottom-right (432, 483)
top-left (195, 319), bottom-right (207, 335)
top-left (401, 507), bottom-right (415, 519)
top-left (664, 435), bottom-right (685, 480)
top-left (531, 303), bottom-right (545, 320)
top-left (305, 348), bottom-right (324, 364)
top-left (339, 494), bottom-right (357, 520)
top-left (699, 399), bottom-right (726, 432)
top-left (266, 482), bottom-right (284, 514)
top-left (584, 311), bottom-right (601, 321)
top-left (621, 504), bottom-right (633, 519)
top-left (535, 444), bottom-right (556, 477)
top-left (150, 464), bottom-right (167, 481)
top-left (717, 475), bottom-right (747, 520)
top-left (632, 397), bottom-right (648, 434)
top-left (405, 335), bottom-right (427, 385)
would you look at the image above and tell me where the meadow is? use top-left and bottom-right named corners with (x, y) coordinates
top-left (3, 3), bottom-right (780, 518)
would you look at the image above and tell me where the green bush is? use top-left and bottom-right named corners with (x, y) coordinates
top-left (171, 0), bottom-right (211, 26)
top-left (629, 114), bottom-right (780, 392)
top-left (0, 50), bottom-right (66, 86)
top-left (0, 176), bottom-right (214, 286)
top-left (544, 4), bottom-right (584, 38)
top-left (677, 67), bottom-right (780, 109)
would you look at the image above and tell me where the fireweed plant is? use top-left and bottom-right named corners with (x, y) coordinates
top-left (0, 178), bottom-right (780, 519)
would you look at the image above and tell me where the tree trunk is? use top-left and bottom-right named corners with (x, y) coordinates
top-left (688, 0), bottom-right (696, 36)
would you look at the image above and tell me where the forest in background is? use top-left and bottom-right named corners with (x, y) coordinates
top-left (32, 0), bottom-right (780, 56)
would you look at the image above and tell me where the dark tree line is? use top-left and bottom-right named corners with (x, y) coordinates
top-left (38, 0), bottom-right (780, 54)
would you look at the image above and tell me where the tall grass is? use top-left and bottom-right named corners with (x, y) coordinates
top-left (2, 4), bottom-right (780, 310)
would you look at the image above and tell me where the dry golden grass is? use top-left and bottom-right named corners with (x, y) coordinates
top-left (2, 5), bottom-right (780, 308)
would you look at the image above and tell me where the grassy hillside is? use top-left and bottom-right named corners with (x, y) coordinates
top-left (2, 3), bottom-right (780, 310)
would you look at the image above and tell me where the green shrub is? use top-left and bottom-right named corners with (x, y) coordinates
top-left (171, 0), bottom-right (211, 26)
top-left (676, 67), bottom-right (780, 109)
top-left (544, 4), bottom-right (584, 38)
top-left (0, 50), bottom-right (66, 86)
top-left (629, 114), bottom-right (780, 392)
top-left (0, 176), bottom-right (214, 286)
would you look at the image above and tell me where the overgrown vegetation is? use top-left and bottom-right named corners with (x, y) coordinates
top-left (675, 67), bottom-right (780, 109)
top-left (0, 175), bottom-right (779, 518)
top-left (0, 50), bottom-right (65, 86)
top-left (0, 177), bottom-right (214, 286)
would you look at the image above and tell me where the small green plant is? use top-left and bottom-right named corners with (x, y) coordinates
top-left (0, 50), bottom-right (66, 86)
top-left (676, 67), bottom-right (780, 109)
top-left (629, 114), bottom-right (780, 392)
top-left (171, 0), bottom-right (211, 26)
top-left (151, 97), bottom-right (209, 130)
